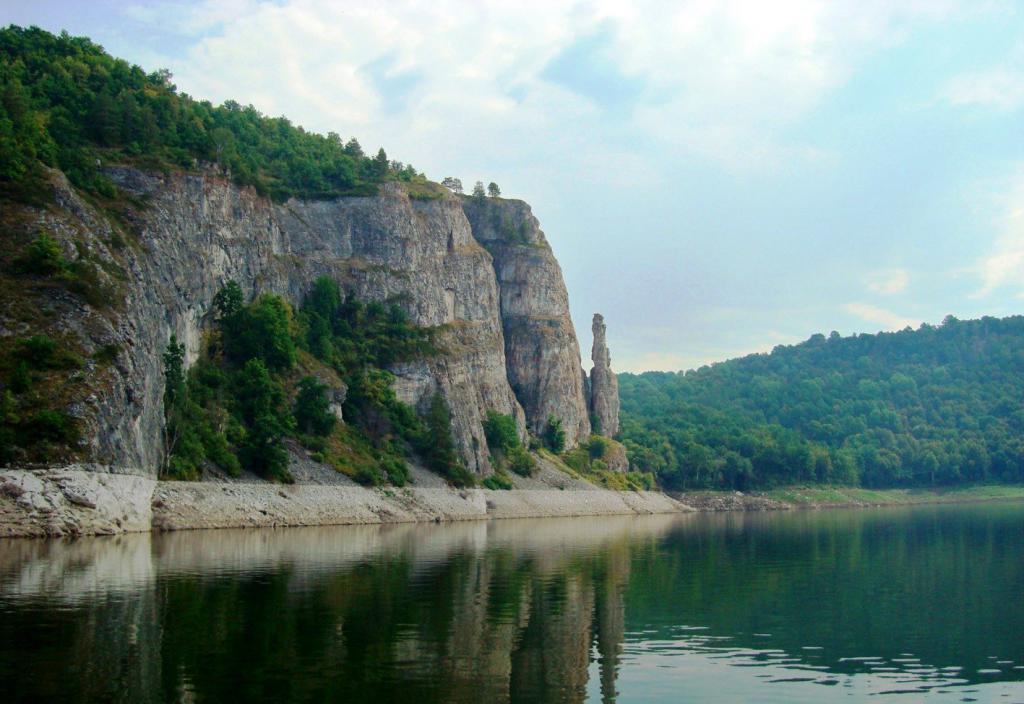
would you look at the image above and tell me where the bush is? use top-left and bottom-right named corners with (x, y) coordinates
top-left (92, 343), bottom-right (119, 365)
top-left (542, 415), bottom-right (565, 453)
top-left (12, 233), bottom-right (67, 276)
top-left (483, 472), bottom-right (514, 490)
top-left (354, 465), bottom-right (382, 486)
top-left (508, 448), bottom-right (535, 477)
top-left (240, 412), bottom-right (292, 483)
top-left (23, 409), bottom-right (78, 444)
top-left (482, 410), bottom-right (535, 476)
top-left (381, 456), bottom-right (408, 487)
top-left (8, 362), bottom-right (30, 394)
top-left (14, 335), bottom-right (80, 370)
top-left (483, 411), bottom-right (520, 453)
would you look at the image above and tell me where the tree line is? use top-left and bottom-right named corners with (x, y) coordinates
top-left (620, 316), bottom-right (1024, 490)
top-left (0, 25), bottom-right (424, 202)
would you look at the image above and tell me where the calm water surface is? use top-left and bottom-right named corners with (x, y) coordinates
top-left (0, 502), bottom-right (1022, 703)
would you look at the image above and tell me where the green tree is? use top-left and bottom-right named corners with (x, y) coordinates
top-left (163, 334), bottom-right (186, 407)
top-left (224, 294), bottom-right (296, 371)
top-left (294, 376), bottom-right (336, 436)
top-left (543, 415), bottom-right (566, 453)
top-left (213, 280), bottom-right (244, 320)
top-left (487, 182), bottom-right (501, 197)
top-left (162, 334), bottom-right (194, 478)
top-left (483, 411), bottom-right (519, 453)
top-left (421, 393), bottom-right (473, 487)
top-left (372, 148), bottom-right (389, 179)
top-left (441, 177), bottom-right (462, 193)
top-left (233, 358), bottom-right (292, 482)
top-left (344, 137), bottom-right (363, 158)
top-left (210, 127), bottom-right (236, 169)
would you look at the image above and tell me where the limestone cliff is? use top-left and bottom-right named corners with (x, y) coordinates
top-left (3, 167), bottom-right (601, 479)
top-left (460, 198), bottom-right (591, 447)
top-left (587, 314), bottom-right (620, 438)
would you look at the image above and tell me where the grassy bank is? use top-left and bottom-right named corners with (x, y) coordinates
top-left (677, 484), bottom-right (1024, 512)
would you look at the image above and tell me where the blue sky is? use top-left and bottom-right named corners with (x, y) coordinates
top-left (4, 1), bottom-right (1024, 372)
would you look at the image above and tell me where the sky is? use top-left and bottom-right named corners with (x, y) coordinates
top-left (4, 0), bottom-right (1024, 372)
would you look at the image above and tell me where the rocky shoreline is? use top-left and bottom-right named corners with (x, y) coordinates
top-left (3, 466), bottom-right (1021, 539)
top-left (0, 465), bottom-right (687, 538)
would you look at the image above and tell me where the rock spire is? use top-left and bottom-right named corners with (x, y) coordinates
top-left (588, 314), bottom-right (619, 437)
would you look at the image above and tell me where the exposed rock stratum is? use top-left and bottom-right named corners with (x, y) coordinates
top-left (10, 168), bottom-right (612, 479)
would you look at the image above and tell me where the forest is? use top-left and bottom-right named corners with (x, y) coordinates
top-left (0, 25), bottom-right (422, 202)
top-left (163, 277), bottom-right (472, 487)
top-left (620, 316), bottom-right (1024, 490)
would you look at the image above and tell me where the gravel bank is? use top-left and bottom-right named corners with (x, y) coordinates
top-left (0, 466), bottom-right (689, 537)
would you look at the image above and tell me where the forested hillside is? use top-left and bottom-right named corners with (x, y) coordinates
top-left (0, 25), bottom-right (425, 202)
top-left (620, 316), bottom-right (1024, 490)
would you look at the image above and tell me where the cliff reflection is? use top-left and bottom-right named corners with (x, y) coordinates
top-left (0, 515), bottom-right (674, 704)
top-left (3, 506), bottom-right (1022, 703)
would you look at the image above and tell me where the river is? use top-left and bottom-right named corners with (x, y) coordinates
top-left (1, 502), bottom-right (1022, 702)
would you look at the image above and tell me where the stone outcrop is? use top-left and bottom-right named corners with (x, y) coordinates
top-left (461, 198), bottom-right (591, 447)
top-left (0, 467), bottom-right (155, 537)
top-left (6, 168), bottom-right (602, 479)
top-left (587, 314), bottom-right (620, 438)
top-left (0, 466), bottom-right (686, 537)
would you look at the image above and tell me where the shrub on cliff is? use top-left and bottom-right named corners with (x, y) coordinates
top-left (483, 410), bottom-right (535, 477)
top-left (542, 415), bottom-right (566, 453)
top-left (483, 411), bottom-right (519, 453)
top-left (12, 233), bottom-right (67, 276)
top-left (420, 394), bottom-right (474, 487)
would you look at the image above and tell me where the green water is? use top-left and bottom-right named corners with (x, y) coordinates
top-left (0, 503), bottom-right (1022, 703)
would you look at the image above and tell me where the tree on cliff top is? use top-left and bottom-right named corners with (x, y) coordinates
top-left (0, 25), bottom-right (426, 201)
top-left (441, 177), bottom-right (463, 193)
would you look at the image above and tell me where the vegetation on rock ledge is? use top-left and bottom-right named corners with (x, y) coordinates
top-left (163, 277), bottom-right (472, 487)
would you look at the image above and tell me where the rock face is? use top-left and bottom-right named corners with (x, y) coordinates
top-left (11, 168), bottom-right (600, 478)
top-left (587, 314), bottom-right (620, 438)
top-left (461, 198), bottom-right (591, 447)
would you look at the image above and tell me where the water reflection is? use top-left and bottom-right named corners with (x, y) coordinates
top-left (0, 505), bottom-right (1022, 703)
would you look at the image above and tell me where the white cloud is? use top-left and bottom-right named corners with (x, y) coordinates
top-left (866, 268), bottom-right (909, 295)
top-left (943, 68), bottom-right (1024, 111)
top-left (968, 166), bottom-right (1024, 298)
top-left (121, 0), bottom-right (976, 179)
top-left (843, 302), bottom-right (916, 330)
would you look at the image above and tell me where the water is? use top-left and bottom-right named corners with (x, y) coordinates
top-left (0, 502), bottom-right (1022, 703)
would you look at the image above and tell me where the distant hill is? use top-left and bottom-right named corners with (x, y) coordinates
top-left (619, 316), bottom-right (1024, 490)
